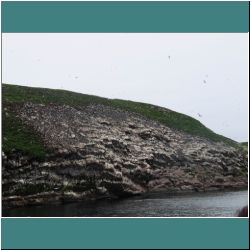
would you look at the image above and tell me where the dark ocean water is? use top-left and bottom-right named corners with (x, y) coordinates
top-left (2, 190), bottom-right (248, 217)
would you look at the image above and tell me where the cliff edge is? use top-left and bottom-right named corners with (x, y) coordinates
top-left (2, 84), bottom-right (248, 208)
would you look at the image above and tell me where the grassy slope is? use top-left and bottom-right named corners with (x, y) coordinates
top-left (2, 83), bottom-right (238, 159)
top-left (239, 142), bottom-right (248, 153)
top-left (2, 111), bottom-right (47, 159)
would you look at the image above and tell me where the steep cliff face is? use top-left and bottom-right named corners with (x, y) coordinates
top-left (2, 101), bottom-right (248, 208)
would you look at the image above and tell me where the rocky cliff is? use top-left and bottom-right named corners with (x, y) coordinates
top-left (2, 84), bottom-right (248, 208)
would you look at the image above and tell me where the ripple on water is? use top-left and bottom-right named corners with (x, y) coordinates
top-left (2, 190), bottom-right (248, 217)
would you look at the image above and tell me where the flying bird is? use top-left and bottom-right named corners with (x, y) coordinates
top-left (168, 55), bottom-right (171, 60)
top-left (197, 113), bottom-right (202, 117)
top-left (203, 80), bottom-right (207, 84)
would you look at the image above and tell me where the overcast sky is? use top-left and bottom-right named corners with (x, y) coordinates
top-left (2, 33), bottom-right (248, 142)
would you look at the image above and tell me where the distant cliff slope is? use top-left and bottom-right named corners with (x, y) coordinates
top-left (2, 84), bottom-right (248, 208)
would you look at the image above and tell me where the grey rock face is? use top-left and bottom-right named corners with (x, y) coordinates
top-left (2, 103), bottom-right (248, 208)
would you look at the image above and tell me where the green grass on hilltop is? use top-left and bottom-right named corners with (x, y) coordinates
top-left (239, 142), bottom-right (248, 153)
top-left (2, 83), bottom-right (239, 158)
top-left (111, 99), bottom-right (237, 147)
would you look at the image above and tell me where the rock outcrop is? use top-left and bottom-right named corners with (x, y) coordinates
top-left (2, 103), bottom-right (248, 208)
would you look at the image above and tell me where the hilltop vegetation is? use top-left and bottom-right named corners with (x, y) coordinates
top-left (2, 83), bottom-right (238, 159)
top-left (239, 142), bottom-right (248, 153)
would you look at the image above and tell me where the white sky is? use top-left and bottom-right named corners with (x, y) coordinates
top-left (2, 33), bottom-right (248, 142)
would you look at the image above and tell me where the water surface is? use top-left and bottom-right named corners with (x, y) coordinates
top-left (3, 190), bottom-right (248, 217)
